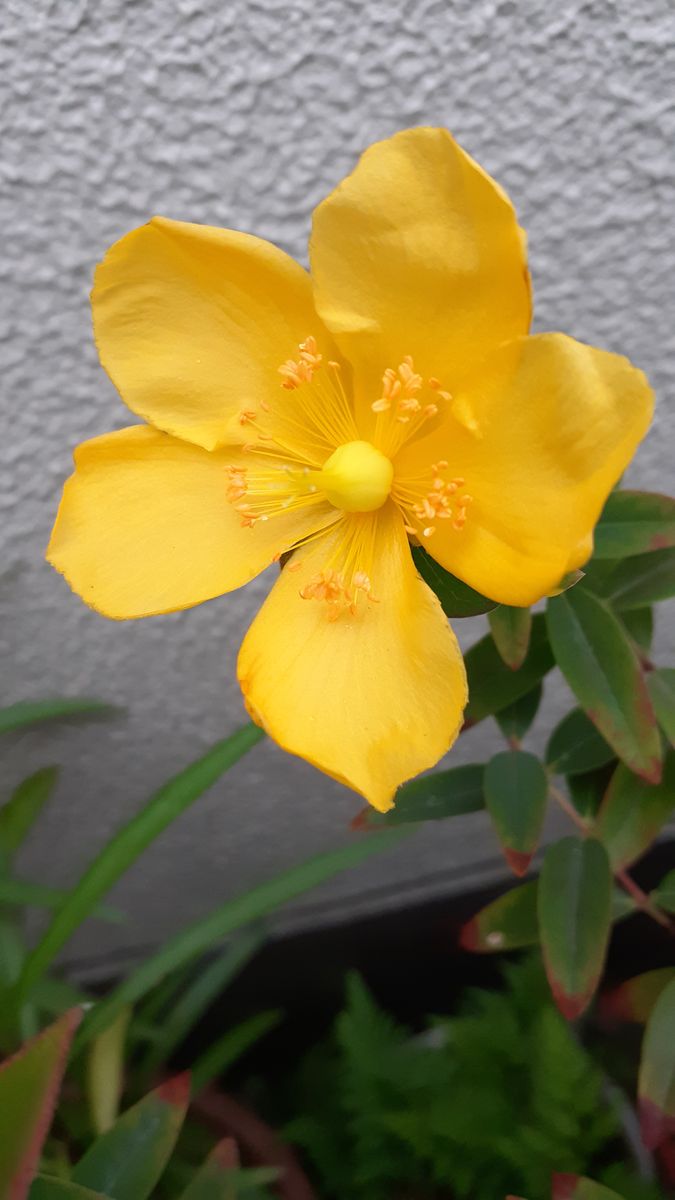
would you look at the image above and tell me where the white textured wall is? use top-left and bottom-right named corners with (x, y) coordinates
top-left (2, 0), bottom-right (673, 974)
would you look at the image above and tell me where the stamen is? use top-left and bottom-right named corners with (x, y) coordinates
top-left (369, 355), bottom-right (452, 458)
top-left (278, 335), bottom-right (322, 389)
top-left (297, 516), bottom-right (380, 622)
top-left (393, 464), bottom-right (474, 541)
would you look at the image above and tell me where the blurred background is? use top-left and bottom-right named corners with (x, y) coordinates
top-left (2, 0), bottom-right (673, 977)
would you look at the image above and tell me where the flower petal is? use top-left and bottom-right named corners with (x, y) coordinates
top-left (92, 217), bottom-right (340, 452)
top-left (237, 503), bottom-right (467, 810)
top-left (310, 127), bottom-right (531, 428)
top-left (395, 334), bottom-right (654, 606)
top-left (48, 426), bottom-right (338, 619)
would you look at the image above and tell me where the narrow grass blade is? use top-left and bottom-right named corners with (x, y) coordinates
top-left (137, 927), bottom-right (265, 1081)
top-left (17, 725), bottom-right (264, 1000)
top-left (74, 830), bottom-right (406, 1050)
top-left (0, 699), bottom-right (114, 736)
top-left (191, 1010), bottom-right (281, 1095)
top-left (0, 769), bottom-right (59, 860)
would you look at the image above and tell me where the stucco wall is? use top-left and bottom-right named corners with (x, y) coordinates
top-left (2, 0), bottom-right (673, 975)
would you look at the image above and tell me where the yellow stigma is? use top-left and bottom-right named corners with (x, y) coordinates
top-left (319, 441), bottom-right (393, 513)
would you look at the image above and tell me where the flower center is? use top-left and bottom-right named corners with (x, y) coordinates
top-left (317, 441), bottom-right (394, 513)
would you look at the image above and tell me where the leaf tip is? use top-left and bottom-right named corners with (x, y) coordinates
top-left (156, 1069), bottom-right (192, 1108)
top-left (503, 848), bottom-right (533, 877)
top-left (548, 979), bottom-right (589, 1022)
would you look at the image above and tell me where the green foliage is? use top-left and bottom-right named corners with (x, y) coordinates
top-left (284, 958), bottom-right (625, 1200)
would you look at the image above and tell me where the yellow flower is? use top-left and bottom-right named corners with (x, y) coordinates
top-left (47, 128), bottom-right (653, 812)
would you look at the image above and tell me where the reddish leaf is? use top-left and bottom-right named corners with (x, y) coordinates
top-left (647, 668), bottom-right (675, 746)
top-left (552, 1175), bottom-right (623, 1199)
top-left (72, 1072), bottom-right (190, 1199)
top-left (601, 968), bottom-right (675, 1024)
top-left (0, 1009), bottom-right (82, 1200)
top-left (484, 751), bottom-right (547, 875)
top-left (546, 588), bottom-right (662, 783)
top-left (595, 752), bottom-right (675, 869)
top-left (460, 881), bottom-right (538, 953)
top-left (538, 837), bottom-right (612, 1019)
top-left (639, 977), bottom-right (675, 1149)
top-left (594, 489), bottom-right (675, 558)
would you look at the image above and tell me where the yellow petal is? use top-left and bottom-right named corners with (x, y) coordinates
top-left (310, 127), bottom-right (531, 430)
top-left (92, 217), bottom-right (340, 452)
top-left (395, 334), bottom-right (654, 606)
top-left (237, 503), bottom-right (467, 810)
top-left (48, 426), bottom-right (338, 619)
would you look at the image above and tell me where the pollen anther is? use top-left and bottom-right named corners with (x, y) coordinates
top-left (278, 335), bottom-right (323, 389)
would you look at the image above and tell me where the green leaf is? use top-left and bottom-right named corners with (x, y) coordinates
top-left (495, 684), bottom-right (542, 742)
top-left (357, 764), bottom-right (485, 827)
top-left (465, 615), bottom-right (554, 724)
top-left (546, 588), bottom-right (662, 782)
top-left (0, 1009), bottom-right (82, 1199)
top-left (651, 867), bottom-right (675, 914)
top-left (619, 606), bottom-right (653, 651)
top-left (538, 837), bottom-right (612, 1019)
top-left (72, 1074), bottom-right (190, 1199)
top-left (0, 699), bottom-right (114, 736)
top-left (410, 546), bottom-right (497, 616)
top-left (0, 879), bottom-right (123, 924)
top-left (0, 769), bottom-right (59, 860)
top-left (17, 725), bottom-right (264, 1000)
top-left (31, 978), bottom-right (91, 1019)
top-left (594, 753), bottom-right (675, 869)
top-left (593, 489), bottom-right (675, 558)
top-left (638, 977), bottom-right (675, 1148)
top-left (191, 1010), bottom-right (281, 1094)
top-left (176, 1139), bottom-right (238, 1200)
top-left (30, 1178), bottom-right (110, 1198)
top-left (86, 1007), bottom-right (131, 1136)
top-left (484, 751), bottom-right (547, 875)
top-left (647, 668), bottom-right (675, 745)
top-left (550, 568), bottom-right (586, 596)
top-left (74, 829), bottom-right (406, 1050)
top-left (601, 967), bottom-right (675, 1024)
top-left (488, 606), bottom-right (532, 670)
top-left (602, 546), bottom-right (675, 610)
top-left (566, 763), bottom-right (617, 821)
top-left (552, 1175), bottom-right (624, 1200)
top-left (546, 709), bottom-right (615, 776)
top-left (137, 927), bottom-right (265, 1082)
top-left (176, 1142), bottom-right (279, 1200)
top-left (459, 881), bottom-right (538, 952)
